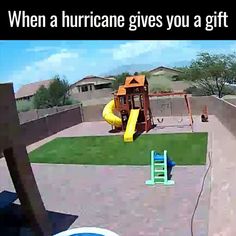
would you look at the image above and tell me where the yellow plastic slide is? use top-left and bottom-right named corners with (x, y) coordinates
top-left (124, 109), bottom-right (140, 142)
top-left (102, 99), bottom-right (122, 127)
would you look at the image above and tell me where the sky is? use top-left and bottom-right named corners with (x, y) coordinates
top-left (1, 40), bottom-right (236, 92)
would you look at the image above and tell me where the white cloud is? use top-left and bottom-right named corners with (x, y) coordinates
top-left (34, 50), bottom-right (78, 70)
top-left (9, 48), bottom-right (111, 92)
top-left (101, 40), bottom-right (201, 65)
top-left (26, 46), bottom-right (61, 52)
top-left (11, 50), bottom-right (80, 90)
top-left (113, 41), bottom-right (160, 60)
top-left (107, 40), bottom-right (197, 61)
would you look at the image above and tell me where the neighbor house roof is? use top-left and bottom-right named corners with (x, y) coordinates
top-left (80, 75), bottom-right (105, 81)
top-left (124, 75), bottom-right (147, 88)
top-left (15, 79), bottom-right (53, 99)
top-left (149, 66), bottom-right (182, 73)
top-left (71, 75), bottom-right (113, 87)
top-left (84, 75), bottom-right (101, 79)
top-left (104, 76), bottom-right (116, 81)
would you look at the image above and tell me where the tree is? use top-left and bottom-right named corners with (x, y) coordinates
top-left (33, 76), bottom-right (70, 109)
top-left (138, 71), bottom-right (151, 79)
top-left (16, 99), bottom-right (34, 112)
top-left (48, 75), bottom-right (70, 107)
top-left (33, 85), bottom-right (50, 109)
top-left (183, 52), bottom-right (236, 98)
top-left (112, 72), bottom-right (131, 90)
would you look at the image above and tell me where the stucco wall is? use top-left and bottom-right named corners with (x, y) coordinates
top-left (149, 96), bottom-right (216, 117)
top-left (21, 106), bottom-right (82, 146)
top-left (82, 104), bottom-right (105, 122)
top-left (18, 95), bottom-right (236, 146)
top-left (18, 104), bottom-right (81, 124)
top-left (210, 97), bottom-right (236, 138)
top-left (81, 96), bottom-right (216, 122)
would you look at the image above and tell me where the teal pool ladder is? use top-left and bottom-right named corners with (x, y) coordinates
top-left (145, 150), bottom-right (175, 186)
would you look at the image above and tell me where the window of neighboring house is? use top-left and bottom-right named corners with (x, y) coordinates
top-left (94, 83), bottom-right (111, 90)
top-left (77, 86), bottom-right (81, 93)
top-left (81, 85), bottom-right (88, 92)
top-left (89, 85), bottom-right (93, 91)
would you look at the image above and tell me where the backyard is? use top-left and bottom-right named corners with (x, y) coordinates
top-left (30, 132), bottom-right (208, 165)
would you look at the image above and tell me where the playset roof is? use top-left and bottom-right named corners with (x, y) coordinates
top-left (117, 85), bottom-right (126, 96)
top-left (124, 75), bottom-right (147, 88)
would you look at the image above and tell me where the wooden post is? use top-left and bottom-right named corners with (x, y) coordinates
top-left (184, 94), bottom-right (194, 131)
top-left (0, 83), bottom-right (52, 235)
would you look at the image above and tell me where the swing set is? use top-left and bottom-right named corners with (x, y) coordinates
top-left (149, 92), bottom-right (194, 131)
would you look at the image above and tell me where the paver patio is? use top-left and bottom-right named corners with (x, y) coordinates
top-left (0, 161), bottom-right (210, 236)
top-left (0, 115), bottom-right (236, 235)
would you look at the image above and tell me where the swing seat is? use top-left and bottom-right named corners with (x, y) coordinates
top-left (201, 114), bottom-right (208, 122)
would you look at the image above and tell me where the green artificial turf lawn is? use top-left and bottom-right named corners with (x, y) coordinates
top-left (29, 133), bottom-right (208, 165)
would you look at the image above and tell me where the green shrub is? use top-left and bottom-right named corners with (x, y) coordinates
top-left (33, 85), bottom-right (50, 109)
top-left (184, 86), bottom-right (207, 96)
top-left (150, 84), bottom-right (173, 93)
top-left (112, 72), bottom-right (131, 90)
top-left (222, 86), bottom-right (236, 96)
top-left (185, 85), bottom-right (236, 97)
top-left (171, 74), bottom-right (184, 81)
top-left (33, 76), bottom-right (70, 109)
top-left (16, 99), bottom-right (33, 112)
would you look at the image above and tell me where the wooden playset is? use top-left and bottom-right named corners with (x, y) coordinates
top-left (114, 75), bottom-right (154, 134)
top-left (103, 74), bottom-right (194, 142)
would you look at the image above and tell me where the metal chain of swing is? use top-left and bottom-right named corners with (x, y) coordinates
top-left (157, 100), bottom-right (164, 123)
top-left (171, 97), bottom-right (184, 123)
top-left (157, 99), bottom-right (167, 124)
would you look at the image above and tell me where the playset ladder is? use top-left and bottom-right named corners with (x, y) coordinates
top-left (146, 150), bottom-right (174, 186)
